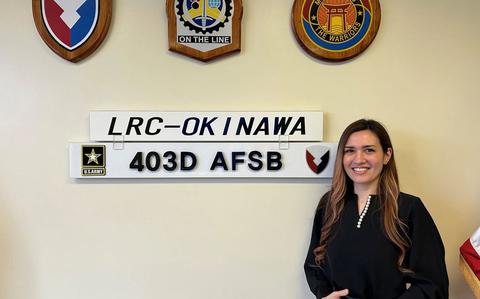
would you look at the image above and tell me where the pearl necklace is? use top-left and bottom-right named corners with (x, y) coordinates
top-left (356, 195), bottom-right (371, 229)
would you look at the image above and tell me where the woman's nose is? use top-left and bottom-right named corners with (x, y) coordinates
top-left (353, 151), bottom-right (366, 163)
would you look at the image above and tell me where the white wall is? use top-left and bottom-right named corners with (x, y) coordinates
top-left (0, 0), bottom-right (479, 298)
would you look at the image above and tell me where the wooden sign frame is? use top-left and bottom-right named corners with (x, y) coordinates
top-left (292, 0), bottom-right (381, 61)
top-left (32, 0), bottom-right (112, 62)
top-left (167, 0), bottom-right (243, 62)
top-left (460, 255), bottom-right (480, 298)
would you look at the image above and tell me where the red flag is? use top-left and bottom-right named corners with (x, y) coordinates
top-left (460, 226), bottom-right (480, 279)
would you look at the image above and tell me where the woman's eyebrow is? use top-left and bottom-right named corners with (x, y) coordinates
top-left (344, 145), bottom-right (376, 148)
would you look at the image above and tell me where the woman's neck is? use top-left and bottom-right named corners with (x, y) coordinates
top-left (354, 184), bottom-right (377, 202)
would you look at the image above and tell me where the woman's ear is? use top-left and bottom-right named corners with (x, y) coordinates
top-left (384, 148), bottom-right (393, 165)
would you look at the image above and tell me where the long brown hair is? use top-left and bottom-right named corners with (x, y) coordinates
top-left (314, 119), bottom-right (411, 272)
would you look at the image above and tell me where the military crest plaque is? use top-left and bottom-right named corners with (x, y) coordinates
top-left (32, 0), bottom-right (112, 62)
top-left (167, 0), bottom-right (243, 62)
top-left (292, 0), bottom-right (381, 61)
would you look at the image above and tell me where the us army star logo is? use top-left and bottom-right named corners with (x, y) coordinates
top-left (85, 148), bottom-right (102, 165)
top-left (81, 145), bottom-right (106, 176)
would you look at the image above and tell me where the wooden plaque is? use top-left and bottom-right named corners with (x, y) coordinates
top-left (167, 0), bottom-right (243, 62)
top-left (32, 0), bottom-right (112, 62)
top-left (292, 0), bottom-right (381, 61)
top-left (460, 255), bottom-right (480, 298)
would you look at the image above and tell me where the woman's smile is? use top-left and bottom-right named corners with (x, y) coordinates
top-left (343, 130), bottom-right (391, 193)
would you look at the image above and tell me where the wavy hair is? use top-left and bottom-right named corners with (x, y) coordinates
top-left (313, 119), bottom-right (411, 272)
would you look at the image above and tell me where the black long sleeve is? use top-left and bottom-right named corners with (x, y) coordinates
top-left (398, 195), bottom-right (449, 299)
top-left (304, 206), bottom-right (333, 298)
top-left (304, 193), bottom-right (449, 299)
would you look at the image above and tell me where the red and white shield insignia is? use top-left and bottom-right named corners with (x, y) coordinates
top-left (306, 145), bottom-right (330, 174)
top-left (32, 0), bottom-right (112, 62)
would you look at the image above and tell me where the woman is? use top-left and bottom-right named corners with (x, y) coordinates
top-left (304, 119), bottom-right (449, 299)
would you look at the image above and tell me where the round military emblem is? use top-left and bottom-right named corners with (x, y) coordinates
top-left (177, 0), bottom-right (233, 34)
top-left (292, 0), bottom-right (381, 61)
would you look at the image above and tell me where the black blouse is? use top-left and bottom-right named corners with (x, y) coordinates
top-left (304, 192), bottom-right (449, 299)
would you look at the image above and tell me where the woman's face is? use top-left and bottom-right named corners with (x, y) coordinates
top-left (342, 130), bottom-right (392, 193)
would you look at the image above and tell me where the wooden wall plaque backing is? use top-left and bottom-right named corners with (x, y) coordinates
top-left (292, 0), bottom-right (381, 61)
top-left (32, 0), bottom-right (112, 62)
top-left (460, 255), bottom-right (480, 298)
top-left (167, 0), bottom-right (243, 62)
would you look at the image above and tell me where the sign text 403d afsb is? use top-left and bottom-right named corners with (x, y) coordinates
top-left (69, 111), bottom-right (337, 179)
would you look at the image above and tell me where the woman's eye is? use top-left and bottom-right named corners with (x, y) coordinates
top-left (344, 149), bottom-right (354, 153)
top-left (365, 148), bottom-right (375, 153)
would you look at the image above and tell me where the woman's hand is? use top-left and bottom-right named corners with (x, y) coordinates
top-left (321, 289), bottom-right (349, 299)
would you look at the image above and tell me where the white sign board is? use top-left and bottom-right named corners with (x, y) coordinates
top-left (89, 111), bottom-right (323, 142)
top-left (70, 142), bottom-right (337, 178)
